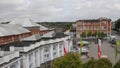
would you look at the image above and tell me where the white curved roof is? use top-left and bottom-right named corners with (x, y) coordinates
top-left (3, 24), bottom-right (30, 34)
top-left (0, 26), bottom-right (11, 36)
top-left (0, 24), bottom-right (30, 37)
top-left (9, 18), bottom-right (40, 27)
top-left (39, 24), bottom-right (48, 30)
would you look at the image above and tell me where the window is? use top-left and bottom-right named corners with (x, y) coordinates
top-left (10, 61), bottom-right (18, 68)
top-left (44, 46), bottom-right (49, 52)
top-left (101, 21), bottom-right (106, 24)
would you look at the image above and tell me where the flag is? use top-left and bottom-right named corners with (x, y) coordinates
top-left (98, 39), bottom-right (102, 59)
top-left (80, 28), bottom-right (83, 34)
top-left (63, 40), bottom-right (67, 55)
top-left (115, 39), bottom-right (119, 61)
top-left (80, 39), bottom-right (83, 56)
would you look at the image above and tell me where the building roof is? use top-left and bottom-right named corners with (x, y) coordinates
top-left (0, 33), bottom-right (68, 51)
top-left (76, 18), bottom-right (111, 22)
top-left (39, 24), bottom-right (49, 30)
top-left (9, 17), bottom-right (40, 27)
top-left (41, 32), bottom-right (68, 40)
top-left (0, 24), bottom-right (30, 37)
top-left (76, 19), bottom-right (100, 22)
top-left (41, 31), bottom-right (55, 38)
top-left (21, 34), bottom-right (41, 41)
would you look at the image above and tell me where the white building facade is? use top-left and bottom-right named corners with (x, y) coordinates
top-left (0, 18), bottom-right (73, 68)
top-left (0, 35), bottom-right (72, 68)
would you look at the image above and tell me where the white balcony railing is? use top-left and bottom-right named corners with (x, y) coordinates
top-left (0, 51), bottom-right (19, 64)
top-left (22, 36), bottom-right (70, 52)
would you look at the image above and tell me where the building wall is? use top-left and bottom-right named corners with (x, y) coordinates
top-left (22, 39), bottom-right (72, 68)
top-left (0, 36), bottom-right (72, 68)
top-left (0, 32), bottom-right (31, 45)
top-left (76, 18), bottom-right (111, 38)
top-left (1, 57), bottom-right (23, 68)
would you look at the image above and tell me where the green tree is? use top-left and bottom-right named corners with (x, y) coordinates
top-left (81, 32), bottom-right (86, 37)
top-left (87, 31), bottom-right (92, 37)
top-left (101, 32), bottom-right (107, 37)
top-left (83, 57), bottom-right (97, 68)
top-left (97, 58), bottom-right (112, 68)
top-left (113, 60), bottom-right (120, 68)
top-left (83, 58), bottom-right (112, 68)
top-left (115, 18), bottom-right (120, 31)
top-left (52, 52), bottom-right (82, 68)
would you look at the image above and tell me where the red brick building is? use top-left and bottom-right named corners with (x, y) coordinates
top-left (76, 18), bottom-right (111, 38)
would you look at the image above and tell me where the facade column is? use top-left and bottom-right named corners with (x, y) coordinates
top-left (41, 47), bottom-right (44, 63)
top-left (32, 52), bottom-right (35, 68)
top-left (107, 22), bottom-right (108, 37)
top-left (61, 43), bottom-right (64, 56)
top-left (17, 60), bottom-right (21, 68)
top-left (57, 44), bottom-right (60, 57)
top-left (23, 55), bottom-right (29, 68)
top-left (110, 21), bottom-right (111, 36)
top-left (50, 45), bottom-right (53, 60)
top-left (37, 49), bottom-right (40, 67)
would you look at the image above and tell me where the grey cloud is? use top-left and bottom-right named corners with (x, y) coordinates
top-left (0, 0), bottom-right (120, 22)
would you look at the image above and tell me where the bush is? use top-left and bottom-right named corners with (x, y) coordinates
top-left (83, 58), bottom-right (112, 68)
top-left (52, 52), bottom-right (82, 68)
top-left (83, 57), bottom-right (97, 68)
top-left (113, 60), bottom-right (120, 68)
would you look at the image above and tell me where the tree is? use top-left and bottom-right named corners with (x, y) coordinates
top-left (97, 58), bottom-right (112, 68)
top-left (81, 32), bottom-right (86, 37)
top-left (52, 52), bottom-right (82, 68)
top-left (83, 57), bottom-right (97, 68)
top-left (83, 58), bottom-right (112, 68)
top-left (113, 60), bottom-right (120, 68)
top-left (115, 18), bottom-right (120, 31)
top-left (101, 32), bottom-right (107, 37)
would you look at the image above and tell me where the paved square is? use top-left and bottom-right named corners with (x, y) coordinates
top-left (83, 40), bottom-right (120, 64)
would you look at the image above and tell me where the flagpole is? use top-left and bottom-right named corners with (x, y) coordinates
top-left (115, 39), bottom-right (119, 63)
top-left (80, 39), bottom-right (83, 58)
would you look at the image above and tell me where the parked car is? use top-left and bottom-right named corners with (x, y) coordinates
top-left (73, 47), bottom-right (88, 55)
top-left (110, 38), bottom-right (116, 44)
top-left (108, 36), bottom-right (116, 44)
top-left (77, 41), bottom-right (90, 46)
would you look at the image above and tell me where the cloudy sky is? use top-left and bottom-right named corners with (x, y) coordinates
top-left (0, 0), bottom-right (120, 22)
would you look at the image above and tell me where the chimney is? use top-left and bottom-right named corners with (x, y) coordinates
top-left (10, 46), bottom-right (14, 51)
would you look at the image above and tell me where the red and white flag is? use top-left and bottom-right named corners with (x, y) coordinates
top-left (80, 28), bottom-right (83, 34)
top-left (98, 39), bottom-right (102, 59)
top-left (63, 40), bottom-right (67, 55)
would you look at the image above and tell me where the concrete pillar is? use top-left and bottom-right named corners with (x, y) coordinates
top-left (23, 55), bottom-right (29, 68)
top-left (50, 45), bottom-right (53, 60)
top-left (41, 47), bottom-right (44, 63)
top-left (37, 49), bottom-right (40, 67)
top-left (57, 44), bottom-right (60, 57)
top-left (32, 52), bottom-right (35, 68)
top-left (10, 46), bottom-right (14, 51)
top-left (61, 43), bottom-right (64, 56)
top-left (17, 60), bottom-right (20, 68)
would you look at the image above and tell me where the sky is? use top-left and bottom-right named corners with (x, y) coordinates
top-left (0, 0), bottom-right (120, 22)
